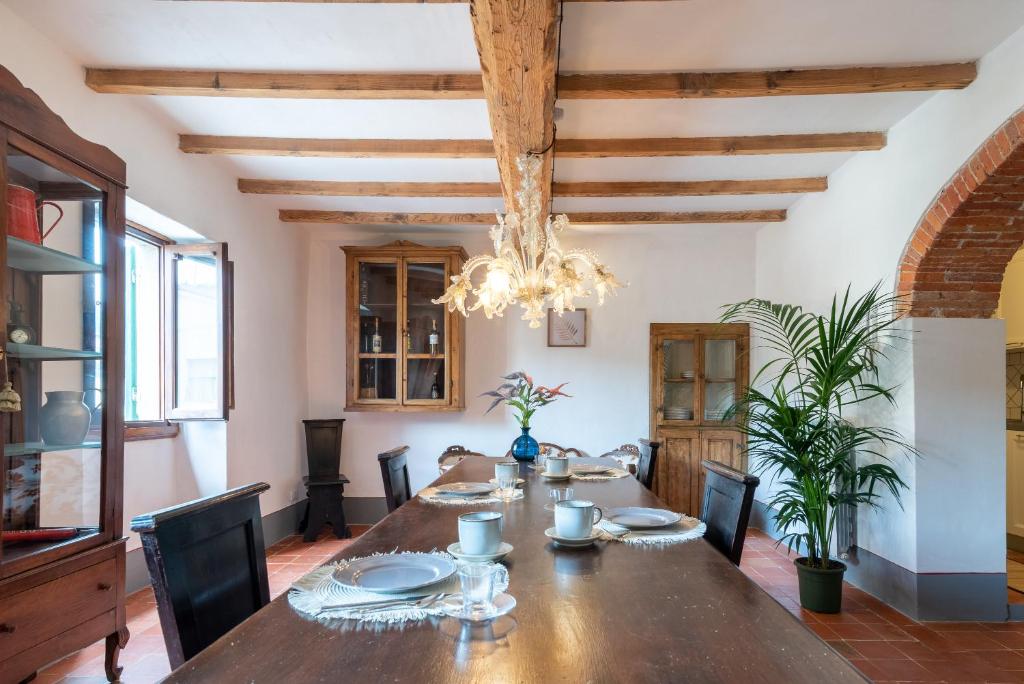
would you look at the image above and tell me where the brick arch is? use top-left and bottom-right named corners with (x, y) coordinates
top-left (897, 108), bottom-right (1024, 317)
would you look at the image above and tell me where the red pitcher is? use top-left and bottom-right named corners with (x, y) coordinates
top-left (5, 185), bottom-right (63, 244)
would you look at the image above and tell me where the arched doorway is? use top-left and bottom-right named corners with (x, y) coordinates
top-left (897, 107), bottom-right (1024, 612)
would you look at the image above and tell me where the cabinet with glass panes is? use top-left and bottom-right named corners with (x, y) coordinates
top-left (343, 241), bottom-right (466, 411)
top-left (649, 323), bottom-right (749, 517)
top-left (0, 65), bottom-right (128, 682)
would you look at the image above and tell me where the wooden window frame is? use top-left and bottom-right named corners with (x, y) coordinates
top-left (124, 225), bottom-right (234, 435)
top-left (125, 222), bottom-right (178, 441)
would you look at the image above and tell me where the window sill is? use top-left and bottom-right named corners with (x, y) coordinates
top-left (125, 422), bottom-right (180, 442)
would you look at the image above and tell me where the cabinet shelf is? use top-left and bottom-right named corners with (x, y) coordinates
top-left (7, 343), bottom-right (103, 361)
top-left (6, 237), bottom-right (102, 274)
top-left (406, 353), bottom-right (443, 360)
top-left (5, 441), bottom-right (102, 457)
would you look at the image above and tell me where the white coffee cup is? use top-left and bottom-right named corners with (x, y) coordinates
top-left (555, 500), bottom-right (603, 539)
top-left (494, 460), bottom-right (518, 483)
top-left (458, 511), bottom-right (503, 555)
top-left (545, 456), bottom-right (569, 476)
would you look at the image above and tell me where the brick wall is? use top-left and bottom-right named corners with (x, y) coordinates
top-left (898, 109), bottom-right (1024, 317)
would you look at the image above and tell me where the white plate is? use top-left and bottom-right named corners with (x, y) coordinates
top-left (488, 478), bottom-right (525, 486)
top-left (570, 465), bottom-right (613, 475)
top-left (544, 527), bottom-right (601, 548)
top-left (332, 553), bottom-right (457, 594)
top-left (446, 542), bottom-right (513, 562)
top-left (434, 482), bottom-right (496, 497)
top-left (539, 471), bottom-right (571, 481)
top-left (604, 507), bottom-right (683, 529)
top-left (439, 592), bottom-right (516, 622)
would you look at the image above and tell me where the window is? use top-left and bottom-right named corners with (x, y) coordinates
top-left (124, 223), bottom-right (233, 440)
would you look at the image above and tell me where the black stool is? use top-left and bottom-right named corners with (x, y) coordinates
top-left (298, 418), bottom-right (351, 541)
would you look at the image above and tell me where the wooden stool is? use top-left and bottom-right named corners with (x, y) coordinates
top-left (299, 474), bottom-right (351, 542)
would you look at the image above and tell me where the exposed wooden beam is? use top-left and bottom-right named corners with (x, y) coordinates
top-left (557, 63), bottom-right (977, 99)
top-left (278, 209), bottom-right (786, 224)
top-left (180, 132), bottom-right (886, 158)
top-left (567, 210), bottom-right (786, 224)
top-left (239, 179), bottom-right (501, 197)
top-left (85, 68), bottom-right (483, 99)
top-left (553, 178), bottom-right (825, 196)
top-left (90, 63), bottom-right (974, 100)
top-left (241, 178), bottom-right (824, 197)
top-left (470, 0), bottom-right (560, 209)
top-left (554, 132), bottom-right (887, 157)
top-left (180, 135), bottom-right (496, 158)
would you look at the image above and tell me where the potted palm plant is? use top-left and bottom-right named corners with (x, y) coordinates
top-left (721, 285), bottom-right (912, 613)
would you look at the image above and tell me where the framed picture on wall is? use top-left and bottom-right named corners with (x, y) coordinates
top-left (547, 309), bottom-right (587, 347)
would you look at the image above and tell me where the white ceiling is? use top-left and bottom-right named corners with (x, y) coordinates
top-left (5, 0), bottom-right (1024, 228)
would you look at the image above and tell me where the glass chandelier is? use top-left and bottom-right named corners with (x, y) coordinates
top-left (433, 154), bottom-right (624, 328)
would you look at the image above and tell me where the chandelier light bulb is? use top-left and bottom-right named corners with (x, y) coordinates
top-left (433, 154), bottom-right (625, 329)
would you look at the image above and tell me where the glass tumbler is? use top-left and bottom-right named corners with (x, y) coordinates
top-left (459, 562), bottom-right (506, 618)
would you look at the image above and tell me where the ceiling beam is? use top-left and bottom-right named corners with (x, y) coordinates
top-left (555, 132), bottom-right (886, 157)
top-left (91, 63), bottom-right (974, 100)
top-left (240, 177), bottom-right (825, 197)
top-left (180, 135), bottom-right (496, 157)
top-left (278, 209), bottom-right (786, 224)
top-left (557, 63), bottom-right (977, 99)
top-left (85, 68), bottom-right (483, 98)
top-left (180, 131), bottom-right (886, 158)
top-left (469, 0), bottom-right (560, 209)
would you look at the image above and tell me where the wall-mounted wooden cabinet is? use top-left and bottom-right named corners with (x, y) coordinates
top-left (650, 323), bottom-right (749, 516)
top-left (342, 241), bottom-right (466, 412)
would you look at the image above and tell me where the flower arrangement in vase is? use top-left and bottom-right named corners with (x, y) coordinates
top-left (483, 371), bottom-right (571, 462)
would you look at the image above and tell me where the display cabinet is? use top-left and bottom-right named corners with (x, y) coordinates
top-left (650, 323), bottom-right (749, 517)
top-left (342, 241), bottom-right (466, 412)
top-left (0, 66), bottom-right (128, 682)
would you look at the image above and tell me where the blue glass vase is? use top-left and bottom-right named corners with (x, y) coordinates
top-left (510, 426), bottom-right (540, 462)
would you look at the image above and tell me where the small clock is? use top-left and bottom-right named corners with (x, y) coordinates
top-left (8, 326), bottom-right (32, 344)
top-left (7, 301), bottom-right (35, 345)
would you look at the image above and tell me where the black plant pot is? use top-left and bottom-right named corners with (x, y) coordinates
top-left (794, 557), bottom-right (846, 614)
top-left (302, 419), bottom-right (345, 481)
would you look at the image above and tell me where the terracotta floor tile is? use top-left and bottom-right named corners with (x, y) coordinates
top-left (831, 623), bottom-right (883, 641)
top-left (853, 640), bottom-right (911, 659)
top-left (868, 658), bottom-right (942, 682)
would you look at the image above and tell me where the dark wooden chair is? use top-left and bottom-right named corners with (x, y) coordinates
top-left (299, 418), bottom-right (351, 542)
top-left (379, 446), bottom-right (412, 513)
top-left (700, 459), bottom-right (760, 566)
top-left (129, 483), bottom-right (271, 670)
top-left (636, 439), bottom-right (660, 489)
top-left (438, 445), bottom-right (485, 474)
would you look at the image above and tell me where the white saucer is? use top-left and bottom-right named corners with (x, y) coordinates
top-left (439, 592), bottom-right (516, 622)
top-left (488, 478), bottom-right (525, 486)
top-left (544, 527), bottom-right (601, 548)
top-left (446, 541), bottom-right (513, 562)
top-left (539, 471), bottom-right (571, 481)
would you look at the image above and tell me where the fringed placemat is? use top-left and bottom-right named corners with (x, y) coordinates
top-left (288, 551), bottom-right (509, 624)
top-left (596, 517), bottom-right (706, 546)
top-left (418, 487), bottom-right (524, 506)
top-left (571, 468), bottom-right (631, 482)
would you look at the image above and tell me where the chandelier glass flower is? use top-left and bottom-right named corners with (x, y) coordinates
top-left (433, 155), bottom-right (625, 328)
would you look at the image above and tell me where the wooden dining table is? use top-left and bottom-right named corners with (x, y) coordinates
top-left (162, 456), bottom-right (866, 683)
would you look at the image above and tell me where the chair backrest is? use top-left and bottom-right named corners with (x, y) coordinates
top-left (700, 460), bottom-right (760, 565)
top-left (540, 443), bottom-right (588, 458)
top-left (636, 439), bottom-right (660, 489)
top-left (130, 483), bottom-right (271, 669)
top-left (379, 446), bottom-right (412, 513)
top-left (600, 443), bottom-right (641, 472)
top-left (438, 445), bottom-right (484, 472)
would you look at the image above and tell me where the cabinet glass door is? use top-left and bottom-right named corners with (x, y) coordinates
top-left (2, 142), bottom-right (106, 567)
top-left (661, 338), bottom-right (695, 422)
top-left (703, 338), bottom-right (737, 423)
top-left (405, 261), bottom-right (446, 403)
top-left (356, 260), bottom-right (398, 401)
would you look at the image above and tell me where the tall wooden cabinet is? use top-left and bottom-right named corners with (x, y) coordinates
top-left (0, 66), bottom-right (128, 682)
top-left (650, 323), bottom-right (749, 516)
top-left (342, 241), bottom-right (466, 412)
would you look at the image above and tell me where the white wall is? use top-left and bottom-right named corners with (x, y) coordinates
top-left (753, 25), bottom-right (1024, 574)
top-left (0, 5), bottom-right (310, 549)
top-left (305, 226), bottom-right (757, 497)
